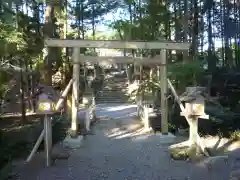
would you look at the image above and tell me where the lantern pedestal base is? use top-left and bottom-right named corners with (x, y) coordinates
top-left (69, 129), bottom-right (78, 138)
top-left (63, 134), bottom-right (83, 149)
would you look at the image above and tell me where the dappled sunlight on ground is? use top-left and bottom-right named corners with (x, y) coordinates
top-left (105, 122), bottom-right (148, 140)
top-left (94, 103), bottom-right (230, 179)
top-left (14, 102), bottom-right (230, 180)
top-left (113, 112), bottom-right (137, 120)
top-left (105, 104), bottom-right (137, 112)
top-left (106, 127), bottom-right (151, 141)
top-left (97, 103), bottom-right (176, 144)
top-left (105, 122), bottom-right (176, 144)
top-left (95, 103), bottom-right (137, 119)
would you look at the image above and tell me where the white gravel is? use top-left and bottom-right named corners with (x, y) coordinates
top-left (18, 104), bottom-right (232, 180)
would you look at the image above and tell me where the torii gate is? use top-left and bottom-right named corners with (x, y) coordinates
top-left (45, 39), bottom-right (190, 137)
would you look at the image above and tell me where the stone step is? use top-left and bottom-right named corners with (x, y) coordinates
top-left (96, 100), bottom-right (129, 103)
top-left (96, 99), bottom-right (129, 102)
top-left (99, 89), bottom-right (127, 92)
top-left (101, 89), bottom-right (127, 91)
top-left (96, 76), bottom-right (129, 103)
top-left (96, 97), bottom-right (127, 100)
top-left (100, 90), bottom-right (125, 94)
top-left (100, 91), bottom-right (126, 93)
top-left (96, 96), bottom-right (129, 100)
top-left (99, 92), bottom-right (128, 95)
top-left (96, 97), bottom-right (128, 100)
top-left (99, 90), bottom-right (127, 93)
top-left (96, 100), bottom-right (128, 103)
top-left (96, 97), bottom-right (129, 101)
top-left (97, 96), bottom-right (128, 99)
top-left (96, 94), bottom-right (128, 98)
top-left (100, 90), bottom-right (127, 92)
top-left (98, 91), bottom-right (128, 94)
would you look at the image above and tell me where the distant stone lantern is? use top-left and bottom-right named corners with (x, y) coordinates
top-left (82, 95), bottom-right (90, 106)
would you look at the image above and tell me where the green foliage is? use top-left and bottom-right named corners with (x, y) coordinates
top-left (132, 77), bottom-right (160, 97)
top-left (168, 61), bottom-right (205, 91)
top-left (230, 130), bottom-right (240, 141)
top-left (0, 22), bottom-right (24, 55)
top-left (0, 73), bottom-right (8, 101)
top-left (0, 84), bottom-right (9, 100)
top-left (0, 12), bottom-right (43, 58)
top-left (132, 61), bottom-right (205, 100)
top-left (0, 21), bottom-right (23, 98)
top-left (0, 69), bottom-right (9, 101)
top-left (0, 8), bottom-right (44, 103)
top-left (17, 13), bottom-right (44, 55)
top-left (71, 0), bottom-right (119, 34)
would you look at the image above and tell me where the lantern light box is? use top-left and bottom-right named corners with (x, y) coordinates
top-left (37, 93), bottom-right (55, 114)
top-left (185, 96), bottom-right (205, 116)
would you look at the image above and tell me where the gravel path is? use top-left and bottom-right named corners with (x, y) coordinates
top-left (17, 104), bottom-right (231, 180)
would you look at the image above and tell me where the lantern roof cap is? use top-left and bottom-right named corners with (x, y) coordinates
top-left (180, 86), bottom-right (206, 102)
top-left (37, 85), bottom-right (58, 101)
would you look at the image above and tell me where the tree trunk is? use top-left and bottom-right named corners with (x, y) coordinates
top-left (43, 5), bottom-right (55, 86)
top-left (175, 2), bottom-right (183, 62)
top-left (224, 3), bottom-right (233, 68)
top-left (191, 0), bottom-right (199, 60)
top-left (20, 62), bottom-right (26, 122)
top-left (182, 0), bottom-right (189, 63)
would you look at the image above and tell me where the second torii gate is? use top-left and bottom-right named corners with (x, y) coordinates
top-left (45, 39), bottom-right (190, 137)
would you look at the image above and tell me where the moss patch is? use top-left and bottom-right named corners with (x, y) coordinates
top-left (170, 145), bottom-right (205, 161)
top-left (230, 130), bottom-right (240, 141)
top-left (170, 147), bottom-right (189, 160)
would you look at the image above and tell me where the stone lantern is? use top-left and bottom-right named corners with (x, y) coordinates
top-left (36, 91), bottom-right (55, 167)
top-left (180, 86), bottom-right (209, 152)
top-left (37, 92), bottom-right (55, 114)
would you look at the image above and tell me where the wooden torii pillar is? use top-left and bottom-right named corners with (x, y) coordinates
top-left (160, 49), bottom-right (168, 134)
top-left (71, 48), bottom-right (80, 137)
top-left (44, 39), bottom-right (190, 136)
